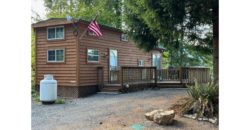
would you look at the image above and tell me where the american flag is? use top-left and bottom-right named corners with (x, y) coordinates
top-left (87, 20), bottom-right (102, 37)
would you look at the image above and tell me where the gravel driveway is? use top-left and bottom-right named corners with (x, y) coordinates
top-left (32, 88), bottom-right (218, 130)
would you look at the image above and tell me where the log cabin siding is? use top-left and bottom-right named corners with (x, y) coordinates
top-left (77, 24), bottom-right (152, 86)
top-left (33, 18), bottom-right (161, 97)
top-left (35, 24), bottom-right (78, 87)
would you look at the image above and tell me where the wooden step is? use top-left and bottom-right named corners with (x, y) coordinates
top-left (101, 84), bottom-right (122, 92)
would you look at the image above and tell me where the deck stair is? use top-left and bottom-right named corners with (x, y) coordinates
top-left (101, 84), bottom-right (122, 92)
top-left (157, 80), bottom-right (186, 88)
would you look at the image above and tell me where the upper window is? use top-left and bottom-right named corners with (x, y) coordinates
top-left (121, 34), bottom-right (128, 42)
top-left (47, 26), bottom-right (64, 40)
top-left (87, 49), bottom-right (99, 62)
top-left (47, 49), bottom-right (64, 62)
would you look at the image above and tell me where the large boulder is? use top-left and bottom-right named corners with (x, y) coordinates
top-left (145, 109), bottom-right (163, 121)
top-left (153, 110), bottom-right (175, 125)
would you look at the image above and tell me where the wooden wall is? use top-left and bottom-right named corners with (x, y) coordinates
top-left (35, 24), bottom-right (78, 87)
top-left (77, 23), bottom-right (156, 86)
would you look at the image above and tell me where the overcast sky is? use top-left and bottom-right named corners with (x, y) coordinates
top-left (31, 0), bottom-right (46, 20)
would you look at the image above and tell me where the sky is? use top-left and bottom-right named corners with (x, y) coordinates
top-left (31, 0), bottom-right (46, 21)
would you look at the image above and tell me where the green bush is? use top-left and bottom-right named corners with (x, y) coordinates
top-left (55, 99), bottom-right (65, 104)
top-left (181, 80), bottom-right (218, 118)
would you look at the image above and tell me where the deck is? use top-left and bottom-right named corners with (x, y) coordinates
top-left (97, 67), bottom-right (210, 92)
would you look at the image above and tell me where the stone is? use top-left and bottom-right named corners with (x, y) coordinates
top-left (153, 110), bottom-right (175, 125)
top-left (145, 109), bottom-right (163, 121)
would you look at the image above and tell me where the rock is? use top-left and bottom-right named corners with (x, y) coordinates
top-left (153, 110), bottom-right (175, 125)
top-left (145, 109), bottom-right (163, 121)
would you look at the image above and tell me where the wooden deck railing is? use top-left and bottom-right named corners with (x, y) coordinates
top-left (97, 66), bottom-right (210, 90)
top-left (120, 66), bottom-right (157, 88)
top-left (157, 67), bottom-right (210, 84)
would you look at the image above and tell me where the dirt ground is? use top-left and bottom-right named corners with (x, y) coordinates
top-left (32, 88), bottom-right (218, 130)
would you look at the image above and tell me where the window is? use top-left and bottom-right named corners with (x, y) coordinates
top-left (121, 34), bottom-right (128, 41)
top-left (138, 60), bottom-right (144, 67)
top-left (47, 26), bottom-right (64, 40)
top-left (47, 49), bottom-right (64, 62)
top-left (87, 49), bottom-right (99, 62)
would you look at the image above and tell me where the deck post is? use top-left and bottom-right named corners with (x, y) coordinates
top-left (121, 67), bottom-right (124, 89)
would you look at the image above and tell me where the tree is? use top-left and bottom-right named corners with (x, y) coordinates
top-left (44, 0), bottom-right (122, 29)
top-left (123, 0), bottom-right (218, 83)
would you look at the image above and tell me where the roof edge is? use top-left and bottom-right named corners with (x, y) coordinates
top-left (32, 18), bottom-right (122, 33)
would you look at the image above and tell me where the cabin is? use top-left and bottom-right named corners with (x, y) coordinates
top-left (33, 18), bottom-right (210, 98)
top-left (32, 18), bottom-right (163, 97)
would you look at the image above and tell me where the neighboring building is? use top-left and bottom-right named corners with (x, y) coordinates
top-left (32, 18), bottom-right (162, 97)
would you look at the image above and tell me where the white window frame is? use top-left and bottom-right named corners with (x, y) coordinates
top-left (47, 26), bottom-right (65, 40)
top-left (47, 49), bottom-right (65, 62)
top-left (138, 59), bottom-right (145, 67)
top-left (121, 34), bottom-right (128, 42)
top-left (87, 49), bottom-right (99, 63)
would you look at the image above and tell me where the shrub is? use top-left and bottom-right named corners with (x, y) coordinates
top-left (55, 99), bottom-right (65, 104)
top-left (181, 80), bottom-right (218, 119)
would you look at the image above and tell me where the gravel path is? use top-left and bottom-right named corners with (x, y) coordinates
top-left (32, 88), bottom-right (218, 130)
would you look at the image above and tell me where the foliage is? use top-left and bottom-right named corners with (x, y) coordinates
top-left (123, 0), bottom-right (218, 80)
top-left (31, 30), bottom-right (36, 85)
top-left (44, 0), bottom-right (122, 29)
top-left (181, 80), bottom-right (218, 118)
top-left (32, 86), bottom-right (40, 102)
top-left (55, 99), bottom-right (65, 104)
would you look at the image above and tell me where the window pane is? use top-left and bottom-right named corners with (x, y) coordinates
top-left (88, 49), bottom-right (98, 55)
top-left (87, 49), bottom-right (99, 62)
top-left (88, 55), bottom-right (99, 61)
top-left (56, 27), bottom-right (64, 39)
top-left (141, 60), bottom-right (144, 66)
top-left (56, 50), bottom-right (64, 61)
top-left (48, 28), bottom-right (55, 39)
top-left (48, 50), bottom-right (55, 61)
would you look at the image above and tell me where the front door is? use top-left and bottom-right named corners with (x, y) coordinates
top-left (109, 49), bottom-right (118, 83)
top-left (152, 53), bottom-right (161, 69)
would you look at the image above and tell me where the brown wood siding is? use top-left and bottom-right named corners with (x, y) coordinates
top-left (78, 24), bottom-right (153, 86)
top-left (35, 24), bottom-right (78, 87)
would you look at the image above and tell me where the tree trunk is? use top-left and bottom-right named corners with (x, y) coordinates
top-left (213, 3), bottom-right (219, 83)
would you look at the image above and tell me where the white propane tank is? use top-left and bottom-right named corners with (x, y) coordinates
top-left (40, 74), bottom-right (57, 104)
